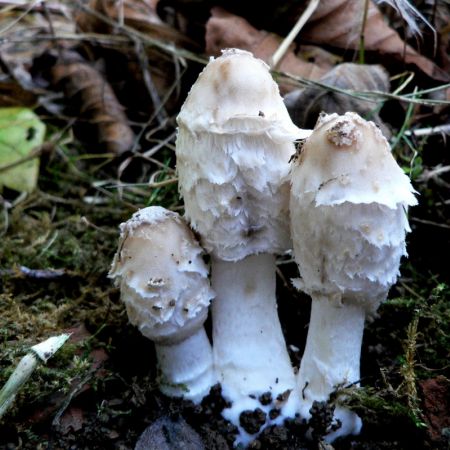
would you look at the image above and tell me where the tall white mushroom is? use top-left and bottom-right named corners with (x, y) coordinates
top-left (176, 49), bottom-right (310, 443)
top-left (290, 112), bottom-right (417, 440)
top-left (109, 206), bottom-right (215, 403)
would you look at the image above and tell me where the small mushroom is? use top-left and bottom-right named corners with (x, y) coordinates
top-left (176, 49), bottom-right (311, 444)
top-left (109, 206), bottom-right (216, 403)
top-left (290, 112), bottom-right (417, 440)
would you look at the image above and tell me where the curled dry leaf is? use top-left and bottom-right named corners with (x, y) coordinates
top-left (205, 7), bottom-right (328, 93)
top-left (300, 0), bottom-right (449, 82)
top-left (51, 58), bottom-right (135, 155)
top-left (285, 63), bottom-right (391, 137)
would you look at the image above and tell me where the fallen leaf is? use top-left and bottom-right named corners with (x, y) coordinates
top-left (0, 3), bottom-right (76, 89)
top-left (51, 55), bottom-right (135, 155)
top-left (60, 407), bottom-right (85, 434)
top-left (76, 0), bottom-right (197, 49)
top-left (0, 107), bottom-right (45, 193)
top-left (299, 0), bottom-right (449, 82)
top-left (205, 7), bottom-right (329, 93)
top-left (285, 63), bottom-right (391, 136)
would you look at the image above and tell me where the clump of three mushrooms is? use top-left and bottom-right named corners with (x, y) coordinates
top-left (110, 49), bottom-right (416, 445)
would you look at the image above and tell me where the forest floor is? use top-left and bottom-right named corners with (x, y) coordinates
top-left (1, 1), bottom-right (450, 449)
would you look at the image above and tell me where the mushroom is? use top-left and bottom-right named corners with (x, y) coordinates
top-left (289, 112), bottom-right (417, 440)
top-left (109, 206), bottom-right (216, 403)
top-left (175, 49), bottom-right (310, 443)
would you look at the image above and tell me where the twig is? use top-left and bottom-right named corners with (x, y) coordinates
top-left (80, 216), bottom-right (119, 235)
top-left (0, 1), bottom-right (70, 16)
top-left (398, 280), bottom-right (425, 300)
top-left (0, 266), bottom-right (70, 279)
top-left (143, 130), bottom-right (176, 158)
top-left (271, 0), bottom-right (320, 69)
top-left (278, 72), bottom-right (450, 106)
top-left (418, 165), bottom-right (450, 182)
top-left (410, 217), bottom-right (450, 230)
top-left (391, 86), bottom-right (417, 152)
top-left (0, 146), bottom-right (43, 174)
top-left (148, 178), bottom-right (178, 188)
top-left (73, 1), bottom-right (207, 65)
top-left (134, 38), bottom-right (168, 125)
top-left (405, 124), bottom-right (450, 137)
top-left (0, 0), bottom-right (39, 35)
top-left (0, 334), bottom-right (70, 419)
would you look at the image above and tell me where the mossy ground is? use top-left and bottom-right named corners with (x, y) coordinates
top-left (1, 124), bottom-right (449, 449)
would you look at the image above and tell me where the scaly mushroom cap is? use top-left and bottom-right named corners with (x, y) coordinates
top-left (290, 112), bottom-right (417, 311)
top-left (109, 207), bottom-right (214, 343)
top-left (176, 49), bottom-right (310, 261)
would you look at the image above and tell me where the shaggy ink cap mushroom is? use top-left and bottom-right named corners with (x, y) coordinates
top-left (290, 112), bottom-right (417, 441)
top-left (176, 49), bottom-right (310, 445)
top-left (109, 206), bottom-right (216, 403)
top-left (177, 48), bottom-right (311, 261)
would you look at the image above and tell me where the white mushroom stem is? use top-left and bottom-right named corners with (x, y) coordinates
top-left (211, 254), bottom-right (298, 441)
top-left (297, 296), bottom-right (364, 439)
top-left (155, 328), bottom-right (215, 403)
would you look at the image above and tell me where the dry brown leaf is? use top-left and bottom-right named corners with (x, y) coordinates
top-left (285, 63), bottom-right (391, 137)
top-left (76, 0), bottom-right (197, 49)
top-left (59, 407), bottom-right (85, 434)
top-left (300, 0), bottom-right (449, 82)
top-left (205, 7), bottom-right (329, 93)
top-left (0, 3), bottom-right (76, 88)
top-left (52, 57), bottom-right (135, 155)
top-left (0, 82), bottom-right (37, 107)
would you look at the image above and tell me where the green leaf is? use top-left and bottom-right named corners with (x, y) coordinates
top-left (0, 107), bottom-right (46, 193)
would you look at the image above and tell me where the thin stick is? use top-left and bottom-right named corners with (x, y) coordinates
top-left (410, 217), bottom-right (450, 230)
top-left (0, 334), bottom-right (70, 419)
top-left (270, 0), bottom-right (320, 70)
top-left (405, 124), bottom-right (450, 137)
top-left (278, 72), bottom-right (450, 106)
top-left (0, 147), bottom-right (42, 173)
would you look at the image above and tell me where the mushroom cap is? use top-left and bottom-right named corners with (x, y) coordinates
top-left (177, 48), bottom-right (310, 140)
top-left (109, 207), bottom-right (214, 343)
top-left (291, 111), bottom-right (417, 208)
top-left (176, 49), bottom-right (309, 261)
top-left (290, 112), bottom-right (417, 310)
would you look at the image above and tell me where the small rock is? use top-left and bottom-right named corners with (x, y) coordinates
top-left (134, 416), bottom-right (205, 450)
